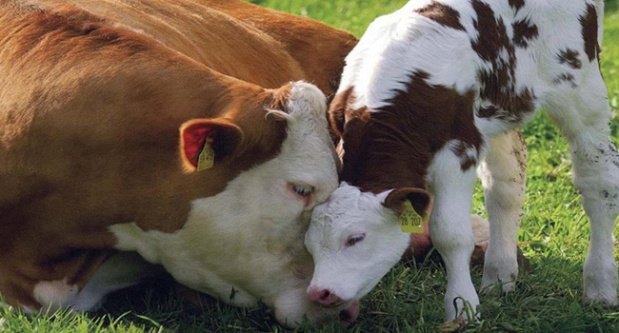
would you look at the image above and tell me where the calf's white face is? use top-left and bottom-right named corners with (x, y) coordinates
top-left (305, 182), bottom-right (430, 305)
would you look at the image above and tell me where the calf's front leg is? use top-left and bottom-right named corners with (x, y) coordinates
top-left (428, 142), bottom-right (480, 320)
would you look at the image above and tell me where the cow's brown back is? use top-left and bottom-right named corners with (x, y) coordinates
top-left (34, 0), bottom-right (356, 92)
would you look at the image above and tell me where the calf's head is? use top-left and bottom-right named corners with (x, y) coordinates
top-left (305, 182), bottom-right (431, 306)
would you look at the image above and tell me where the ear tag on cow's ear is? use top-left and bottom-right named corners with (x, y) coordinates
top-left (399, 200), bottom-right (424, 234)
top-left (197, 137), bottom-right (215, 171)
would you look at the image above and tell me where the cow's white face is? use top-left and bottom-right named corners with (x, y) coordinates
top-left (304, 182), bottom-right (411, 306)
top-left (266, 81), bottom-right (340, 212)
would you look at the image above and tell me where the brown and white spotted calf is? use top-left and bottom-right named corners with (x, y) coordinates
top-left (305, 0), bottom-right (617, 321)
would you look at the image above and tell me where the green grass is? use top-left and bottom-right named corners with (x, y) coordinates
top-left (249, 0), bottom-right (407, 36)
top-left (2, 1), bottom-right (619, 332)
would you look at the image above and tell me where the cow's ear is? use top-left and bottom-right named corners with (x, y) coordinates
top-left (382, 187), bottom-right (432, 220)
top-left (179, 118), bottom-right (244, 172)
top-left (265, 83), bottom-right (293, 122)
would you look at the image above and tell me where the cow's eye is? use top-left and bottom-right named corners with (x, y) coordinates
top-left (346, 233), bottom-right (366, 247)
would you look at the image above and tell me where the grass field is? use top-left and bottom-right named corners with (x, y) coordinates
top-left (2, 1), bottom-right (619, 332)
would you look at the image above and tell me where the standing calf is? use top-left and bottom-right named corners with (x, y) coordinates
top-left (305, 0), bottom-right (617, 321)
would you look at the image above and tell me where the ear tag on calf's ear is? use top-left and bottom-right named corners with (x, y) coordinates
top-left (399, 200), bottom-right (424, 234)
top-left (197, 137), bottom-right (215, 171)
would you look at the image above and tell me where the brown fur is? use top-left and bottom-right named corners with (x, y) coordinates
top-left (0, 0), bottom-right (356, 308)
top-left (415, 1), bottom-right (465, 31)
top-left (580, 4), bottom-right (600, 62)
top-left (333, 71), bottom-right (481, 193)
top-left (471, 0), bottom-right (536, 122)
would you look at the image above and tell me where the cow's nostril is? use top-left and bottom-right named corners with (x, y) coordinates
top-left (319, 289), bottom-right (330, 301)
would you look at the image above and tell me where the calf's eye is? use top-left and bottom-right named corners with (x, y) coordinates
top-left (346, 233), bottom-right (366, 247)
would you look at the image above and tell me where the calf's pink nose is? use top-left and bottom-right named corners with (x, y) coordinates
top-left (307, 288), bottom-right (342, 306)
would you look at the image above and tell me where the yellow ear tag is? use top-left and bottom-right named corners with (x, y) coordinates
top-left (197, 138), bottom-right (215, 171)
top-left (399, 200), bottom-right (424, 234)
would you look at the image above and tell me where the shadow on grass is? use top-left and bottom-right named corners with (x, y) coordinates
top-left (475, 255), bottom-right (619, 333)
top-left (94, 274), bottom-right (287, 332)
top-left (87, 253), bottom-right (619, 333)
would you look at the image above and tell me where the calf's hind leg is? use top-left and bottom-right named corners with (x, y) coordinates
top-left (545, 71), bottom-right (619, 306)
top-left (478, 130), bottom-right (527, 293)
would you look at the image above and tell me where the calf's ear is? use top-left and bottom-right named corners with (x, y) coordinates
top-left (179, 118), bottom-right (244, 172)
top-left (329, 104), bottom-right (345, 136)
top-left (382, 187), bottom-right (432, 219)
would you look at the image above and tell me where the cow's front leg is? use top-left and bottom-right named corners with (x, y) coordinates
top-left (428, 143), bottom-right (480, 320)
top-left (478, 130), bottom-right (527, 292)
top-left (70, 251), bottom-right (164, 311)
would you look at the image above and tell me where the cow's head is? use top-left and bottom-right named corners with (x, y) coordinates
top-left (305, 182), bottom-right (431, 306)
top-left (163, 81), bottom-right (347, 327)
top-left (178, 81), bottom-right (339, 212)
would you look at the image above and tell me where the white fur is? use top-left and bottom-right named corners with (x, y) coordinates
top-left (32, 279), bottom-right (79, 313)
top-left (309, 0), bottom-right (617, 322)
top-left (109, 81), bottom-right (341, 327)
top-left (426, 141), bottom-right (480, 319)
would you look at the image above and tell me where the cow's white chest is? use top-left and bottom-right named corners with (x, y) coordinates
top-left (109, 183), bottom-right (309, 307)
top-left (108, 103), bottom-right (337, 308)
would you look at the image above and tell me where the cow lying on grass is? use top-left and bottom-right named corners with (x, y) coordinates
top-left (0, 0), bottom-right (359, 327)
top-left (305, 0), bottom-right (616, 322)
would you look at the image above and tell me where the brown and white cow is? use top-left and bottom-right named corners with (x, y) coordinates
top-left (0, 0), bottom-right (358, 327)
top-left (305, 0), bottom-right (616, 322)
